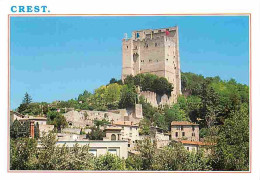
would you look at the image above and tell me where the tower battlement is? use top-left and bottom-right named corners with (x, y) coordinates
top-left (121, 26), bottom-right (181, 104)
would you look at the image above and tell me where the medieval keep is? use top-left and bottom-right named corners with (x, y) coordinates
top-left (122, 26), bottom-right (182, 104)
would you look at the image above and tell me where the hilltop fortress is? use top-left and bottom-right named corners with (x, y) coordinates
top-left (122, 27), bottom-right (182, 104)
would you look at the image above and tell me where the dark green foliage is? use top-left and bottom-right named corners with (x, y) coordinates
top-left (10, 120), bottom-right (22, 139)
top-left (164, 104), bottom-right (189, 129)
top-left (34, 122), bottom-right (40, 139)
top-left (10, 138), bottom-right (38, 170)
top-left (22, 92), bottom-right (32, 105)
top-left (10, 120), bottom-right (30, 139)
top-left (47, 111), bottom-right (68, 132)
top-left (125, 73), bottom-right (173, 95)
top-left (109, 78), bottom-right (117, 84)
top-left (212, 104), bottom-right (249, 171)
top-left (139, 118), bottom-right (152, 135)
top-left (11, 72), bottom-right (249, 171)
top-left (153, 112), bottom-right (167, 131)
top-left (94, 153), bottom-right (126, 170)
top-left (86, 127), bottom-right (105, 140)
top-left (18, 102), bottom-right (49, 116)
top-left (94, 119), bottom-right (110, 127)
top-left (139, 96), bottom-right (156, 120)
top-left (11, 132), bottom-right (95, 170)
top-left (119, 85), bottom-right (137, 108)
top-left (109, 78), bottom-right (123, 85)
top-left (152, 142), bottom-right (212, 171)
top-left (125, 154), bottom-right (143, 170)
top-left (135, 138), bottom-right (156, 170)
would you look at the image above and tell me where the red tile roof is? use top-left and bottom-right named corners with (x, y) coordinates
top-left (180, 140), bottom-right (215, 146)
top-left (104, 127), bottom-right (122, 131)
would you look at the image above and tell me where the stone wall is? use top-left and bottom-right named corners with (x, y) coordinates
top-left (140, 91), bottom-right (171, 107)
top-left (64, 106), bottom-right (143, 128)
top-left (171, 125), bottom-right (199, 141)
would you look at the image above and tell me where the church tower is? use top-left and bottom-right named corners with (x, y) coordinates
top-left (121, 26), bottom-right (182, 103)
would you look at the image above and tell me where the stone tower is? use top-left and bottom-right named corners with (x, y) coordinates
top-left (121, 26), bottom-right (181, 103)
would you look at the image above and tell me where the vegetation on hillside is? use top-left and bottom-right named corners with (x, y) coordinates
top-left (11, 72), bottom-right (249, 171)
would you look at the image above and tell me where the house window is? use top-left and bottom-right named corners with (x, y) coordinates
top-left (181, 126), bottom-right (183, 131)
top-left (192, 126), bottom-right (195, 131)
top-left (89, 149), bottom-right (97, 156)
top-left (127, 46), bottom-right (128, 49)
top-left (130, 133), bottom-right (132, 137)
top-left (187, 147), bottom-right (189, 151)
top-left (175, 132), bottom-right (178, 137)
top-left (128, 144), bottom-right (130, 147)
top-left (155, 43), bottom-right (158, 47)
top-left (182, 132), bottom-right (185, 137)
top-left (108, 149), bottom-right (117, 155)
top-left (111, 134), bottom-right (116, 140)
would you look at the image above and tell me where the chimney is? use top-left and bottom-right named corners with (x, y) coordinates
top-left (30, 120), bottom-right (35, 138)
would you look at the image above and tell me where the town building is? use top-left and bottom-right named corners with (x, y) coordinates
top-left (55, 140), bottom-right (128, 159)
top-left (171, 121), bottom-right (199, 141)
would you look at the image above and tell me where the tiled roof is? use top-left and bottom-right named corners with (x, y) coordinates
top-left (113, 121), bottom-right (139, 127)
top-left (180, 140), bottom-right (215, 146)
top-left (171, 121), bottom-right (199, 126)
top-left (104, 127), bottom-right (122, 131)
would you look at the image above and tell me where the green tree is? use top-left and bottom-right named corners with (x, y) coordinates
top-left (22, 92), bottom-right (32, 105)
top-left (119, 85), bottom-right (136, 108)
top-left (94, 153), bottom-right (126, 170)
top-left (213, 103), bottom-right (249, 171)
top-left (125, 154), bottom-right (143, 170)
top-left (86, 126), bottom-right (105, 140)
top-left (152, 142), bottom-right (212, 171)
top-left (10, 120), bottom-right (22, 139)
top-left (34, 122), bottom-right (40, 139)
top-left (135, 138), bottom-right (156, 170)
top-left (104, 83), bottom-right (122, 109)
top-left (139, 118), bottom-right (152, 135)
top-left (47, 111), bottom-right (68, 132)
top-left (164, 104), bottom-right (189, 129)
top-left (94, 119), bottom-right (110, 127)
top-left (10, 138), bottom-right (38, 170)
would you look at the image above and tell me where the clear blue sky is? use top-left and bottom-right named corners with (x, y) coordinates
top-left (10, 16), bottom-right (249, 109)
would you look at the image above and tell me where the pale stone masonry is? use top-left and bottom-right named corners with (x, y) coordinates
top-left (171, 121), bottom-right (199, 141)
top-left (55, 140), bottom-right (128, 159)
top-left (122, 27), bottom-right (182, 103)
